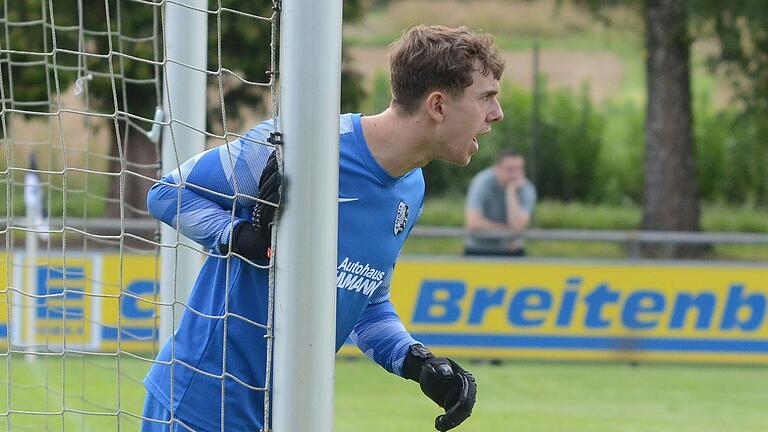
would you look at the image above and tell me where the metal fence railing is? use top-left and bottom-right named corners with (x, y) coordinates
top-left (3, 218), bottom-right (768, 258)
top-left (412, 226), bottom-right (768, 259)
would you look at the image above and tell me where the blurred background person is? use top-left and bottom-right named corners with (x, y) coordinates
top-left (464, 149), bottom-right (537, 256)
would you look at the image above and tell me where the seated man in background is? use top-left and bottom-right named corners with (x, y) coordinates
top-left (464, 149), bottom-right (537, 256)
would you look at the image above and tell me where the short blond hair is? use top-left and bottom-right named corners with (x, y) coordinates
top-left (388, 25), bottom-right (504, 114)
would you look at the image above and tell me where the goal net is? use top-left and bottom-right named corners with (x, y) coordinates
top-left (0, 1), bottom-right (284, 430)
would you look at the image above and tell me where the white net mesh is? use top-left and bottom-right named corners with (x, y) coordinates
top-left (0, 1), bottom-right (279, 430)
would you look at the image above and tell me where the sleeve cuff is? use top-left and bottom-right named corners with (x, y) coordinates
top-left (214, 218), bottom-right (248, 255)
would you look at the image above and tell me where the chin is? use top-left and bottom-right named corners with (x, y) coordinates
top-left (449, 154), bottom-right (473, 167)
top-left (438, 145), bottom-right (474, 166)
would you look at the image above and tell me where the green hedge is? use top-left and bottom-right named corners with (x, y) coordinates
top-left (366, 71), bottom-right (604, 201)
top-left (366, 70), bottom-right (768, 207)
top-left (420, 196), bottom-right (768, 233)
top-left (422, 80), bottom-right (605, 202)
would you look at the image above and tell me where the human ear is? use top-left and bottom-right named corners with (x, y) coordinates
top-left (425, 91), bottom-right (445, 122)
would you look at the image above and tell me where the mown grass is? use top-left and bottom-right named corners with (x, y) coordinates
top-left (2, 354), bottom-right (767, 432)
top-left (0, 353), bottom-right (150, 431)
top-left (420, 196), bottom-right (768, 233)
top-left (402, 236), bottom-right (631, 258)
top-left (336, 359), bottom-right (768, 432)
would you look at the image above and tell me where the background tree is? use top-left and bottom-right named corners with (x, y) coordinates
top-left (569, 0), bottom-right (699, 257)
top-left (570, 0), bottom-right (768, 252)
top-left (642, 0), bottom-right (700, 257)
top-left (2, 0), bottom-right (368, 218)
top-left (691, 0), bottom-right (768, 206)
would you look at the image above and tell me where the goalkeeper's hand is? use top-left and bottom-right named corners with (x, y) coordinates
top-left (403, 344), bottom-right (477, 431)
top-left (227, 150), bottom-right (281, 261)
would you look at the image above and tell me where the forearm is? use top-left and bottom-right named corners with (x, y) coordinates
top-left (351, 300), bottom-right (419, 376)
top-left (466, 208), bottom-right (512, 233)
top-left (504, 187), bottom-right (529, 232)
top-left (147, 126), bottom-right (275, 254)
top-left (147, 179), bottom-right (246, 253)
top-left (467, 215), bottom-right (510, 232)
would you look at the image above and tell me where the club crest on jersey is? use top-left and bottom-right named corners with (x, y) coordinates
top-left (394, 201), bottom-right (409, 236)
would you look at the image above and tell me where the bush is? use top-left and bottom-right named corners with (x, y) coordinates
top-left (721, 109), bottom-right (768, 207)
top-left (578, 89), bottom-right (768, 208)
top-left (363, 68), bottom-right (768, 208)
top-left (420, 79), bottom-right (605, 201)
top-left (531, 201), bottom-right (640, 230)
top-left (694, 93), bottom-right (730, 203)
top-left (592, 99), bottom-right (644, 205)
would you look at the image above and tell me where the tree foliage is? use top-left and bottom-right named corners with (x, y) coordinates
top-left (2, 0), bottom-right (368, 127)
top-left (2, 0), bottom-right (370, 217)
top-left (397, 79), bottom-right (604, 202)
top-left (692, 1), bottom-right (768, 206)
top-left (691, 0), bottom-right (768, 114)
top-left (567, 0), bottom-right (768, 212)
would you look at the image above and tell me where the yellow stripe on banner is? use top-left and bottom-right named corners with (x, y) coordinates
top-left (0, 253), bottom-right (161, 353)
top-left (3, 253), bottom-right (768, 364)
top-left (99, 255), bottom-right (161, 353)
top-left (385, 259), bottom-right (768, 364)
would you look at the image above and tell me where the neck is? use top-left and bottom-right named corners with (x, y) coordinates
top-left (360, 107), bottom-right (433, 177)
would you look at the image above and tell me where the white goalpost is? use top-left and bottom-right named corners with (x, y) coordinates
top-left (158, 0), bottom-right (206, 348)
top-left (273, 1), bottom-right (341, 431)
top-left (0, 0), bottom-right (341, 431)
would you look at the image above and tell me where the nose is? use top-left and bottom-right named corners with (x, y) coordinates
top-left (488, 98), bottom-right (504, 123)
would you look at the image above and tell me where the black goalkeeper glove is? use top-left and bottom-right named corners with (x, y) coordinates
top-left (224, 150), bottom-right (281, 261)
top-left (403, 344), bottom-right (477, 431)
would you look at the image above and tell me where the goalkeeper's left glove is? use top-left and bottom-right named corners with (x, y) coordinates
top-left (222, 150), bottom-right (281, 261)
top-left (403, 344), bottom-right (477, 431)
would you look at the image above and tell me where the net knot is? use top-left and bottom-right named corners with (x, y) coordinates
top-left (267, 131), bottom-right (283, 147)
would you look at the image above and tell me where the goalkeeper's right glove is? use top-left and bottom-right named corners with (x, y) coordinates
top-left (403, 344), bottom-right (477, 431)
top-left (225, 150), bottom-right (281, 261)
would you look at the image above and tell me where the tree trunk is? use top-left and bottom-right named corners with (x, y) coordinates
top-left (105, 119), bottom-right (160, 221)
top-left (642, 0), bottom-right (701, 258)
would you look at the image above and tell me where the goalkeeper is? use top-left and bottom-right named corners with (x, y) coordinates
top-left (142, 25), bottom-right (504, 432)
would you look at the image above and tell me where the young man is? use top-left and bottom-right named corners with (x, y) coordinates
top-left (142, 25), bottom-right (504, 431)
top-left (464, 150), bottom-right (537, 256)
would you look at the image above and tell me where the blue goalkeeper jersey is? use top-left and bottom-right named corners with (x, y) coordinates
top-left (143, 113), bottom-right (423, 431)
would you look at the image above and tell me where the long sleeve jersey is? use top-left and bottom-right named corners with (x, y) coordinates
top-left (143, 113), bottom-right (424, 431)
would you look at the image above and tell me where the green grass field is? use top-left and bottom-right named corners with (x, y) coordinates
top-left (1, 354), bottom-right (766, 431)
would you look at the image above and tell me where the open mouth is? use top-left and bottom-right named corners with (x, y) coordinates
top-left (472, 129), bottom-right (489, 146)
